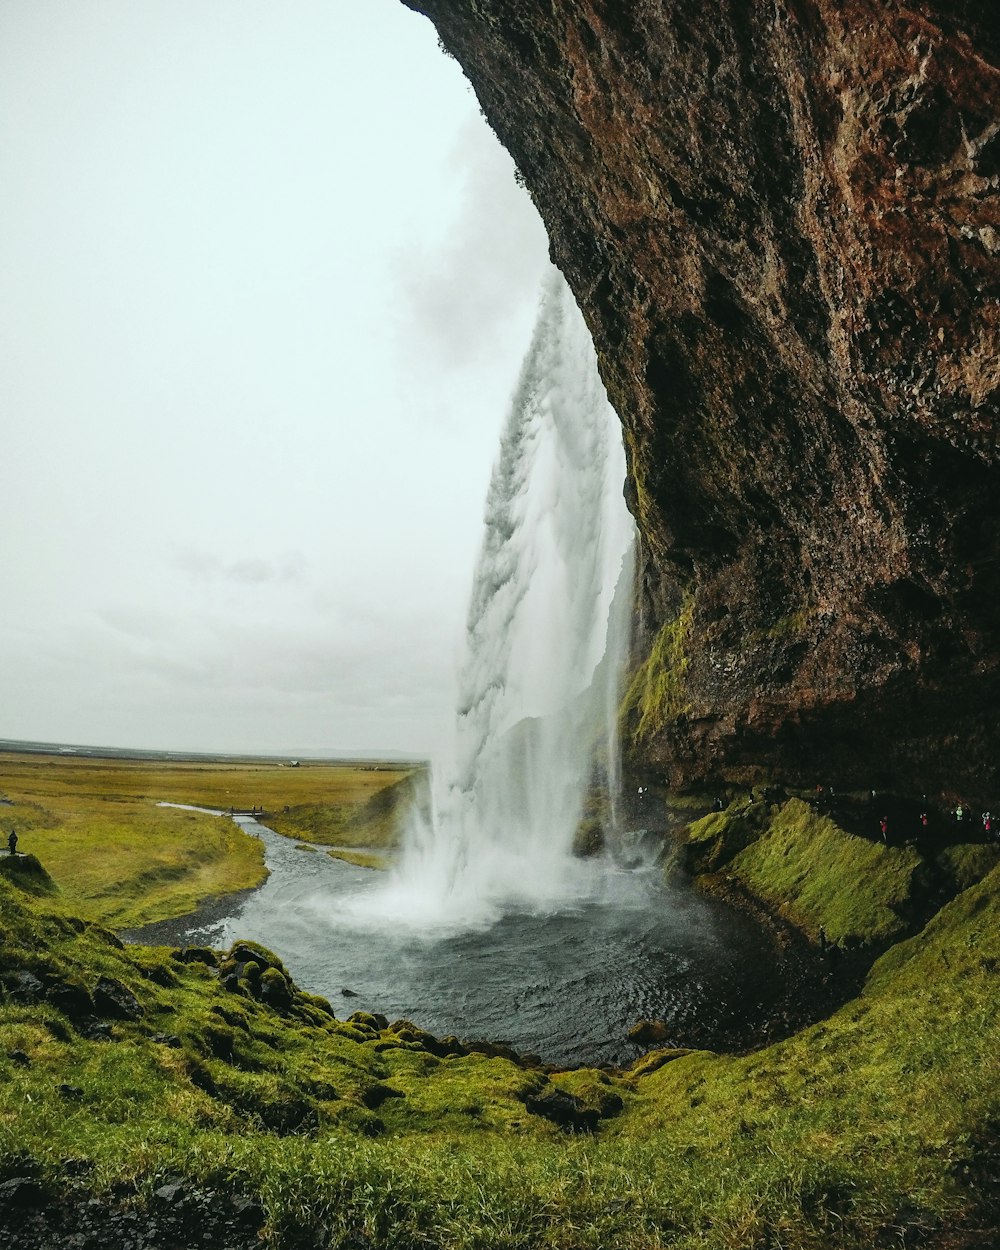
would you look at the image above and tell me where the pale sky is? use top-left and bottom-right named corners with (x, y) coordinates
top-left (0, 0), bottom-right (551, 757)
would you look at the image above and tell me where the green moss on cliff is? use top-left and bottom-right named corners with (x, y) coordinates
top-left (621, 594), bottom-right (694, 744)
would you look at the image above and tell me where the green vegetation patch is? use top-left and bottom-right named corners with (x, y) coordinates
top-left (680, 801), bottom-right (771, 874)
top-left (326, 849), bottom-right (390, 871)
top-left (936, 842), bottom-right (1000, 894)
top-left (5, 758), bottom-right (1000, 1249)
top-left (265, 772), bottom-right (425, 850)
top-left (727, 799), bottom-right (922, 945)
top-left (2, 855), bottom-right (1000, 1247)
top-left (620, 594), bottom-right (694, 744)
top-left (0, 751), bottom-right (429, 929)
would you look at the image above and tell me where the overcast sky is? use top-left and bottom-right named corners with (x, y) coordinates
top-left (0, 0), bottom-right (552, 758)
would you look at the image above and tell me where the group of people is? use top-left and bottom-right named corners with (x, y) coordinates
top-left (953, 805), bottom-right (994, 834)
top-left (876, 799), bottom-right (996, 843)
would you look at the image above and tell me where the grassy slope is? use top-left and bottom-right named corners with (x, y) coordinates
top-left (2, 801), bottom-right (1000, 1247)
top-left (0, 755), bottom-right (267, 929)
top-left (724, 798), bottom-right (924, 945)
top-left (265, 771), bottom-right (424, 850)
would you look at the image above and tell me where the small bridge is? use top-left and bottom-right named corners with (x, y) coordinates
top-left (227, 807), bottom-right (269, 818)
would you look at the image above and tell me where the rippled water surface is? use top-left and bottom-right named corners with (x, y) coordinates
top-left (136, 819), bottom-right (791, 1066)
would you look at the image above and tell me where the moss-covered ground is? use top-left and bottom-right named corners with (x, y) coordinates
top-left (1, 778), bottom-right (1000, 1246)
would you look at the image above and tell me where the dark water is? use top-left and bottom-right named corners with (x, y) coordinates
top-left (129, 819), bottom-right (796, 1067)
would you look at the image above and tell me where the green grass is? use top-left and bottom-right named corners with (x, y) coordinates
top-left (726, 800), bottom-right (923, 945)
top-left (265, 772), bottom-right (425, 850)
top-left (620, 594), bottom-right (694, 744)
top-left (0, 754), bottom-right (268, 929)
top-left (3, 772), bottom-right (1000, 1247)
top-left (682, 798), bottom-right (924, 946)
top-left (0, 751), bottom-right (426, 926)
top-left (2, 854), bottom-right (1000, 1247)
top-left (326, 849), bottom-right (391, 870)
top-left (937, 842), bottom-right (1000, 894)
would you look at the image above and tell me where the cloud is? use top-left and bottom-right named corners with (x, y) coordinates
top-left (396, 117), bottom-right (549, 374)
top-left (171, 545), bottom-right (306, 587)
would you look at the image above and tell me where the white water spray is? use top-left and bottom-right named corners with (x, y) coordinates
top-left (374, 269), bottom-right (634, 928)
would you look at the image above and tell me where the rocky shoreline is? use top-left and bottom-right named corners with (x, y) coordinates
top-left (117, 887), bottom-right (259, 950)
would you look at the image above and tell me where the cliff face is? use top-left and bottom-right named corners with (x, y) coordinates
top-left (403, 0), bottom-right (1000, 802)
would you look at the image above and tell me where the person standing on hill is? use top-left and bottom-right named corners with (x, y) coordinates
top-left (7, 830), bottom-right (17, 855)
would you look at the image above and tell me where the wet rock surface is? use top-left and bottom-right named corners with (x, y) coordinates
top-left (404, 0), bottom-right (1000, 803)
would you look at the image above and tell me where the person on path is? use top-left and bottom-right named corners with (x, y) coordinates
top-left (7, 830), bottom-right (17, 856)
top-left (880, 816), bottom-right (888, 842)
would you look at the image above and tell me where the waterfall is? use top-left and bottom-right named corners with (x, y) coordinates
top-left (377, 268), bottom-right (634, 928)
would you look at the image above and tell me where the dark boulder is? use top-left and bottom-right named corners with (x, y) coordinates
top-left (150, 1033), bottom-right (183, 1048)
top-left (0, 1178), bottom-right (44, 1210)
top-left (172, 946), bottom-right (219, 967)
top-left (2, 970), bottom-right (44, 1003)
top-left (523, 1086), bottom-right (600, 1133)
top-left (44, 980), bottom-right (94, 1021)
top-left (628, 1018), bottom-right (673, 1047)
top-left (259, 968), bottom-right (292, 1011)
top-left (92, 975), bottom-right (143, 1021)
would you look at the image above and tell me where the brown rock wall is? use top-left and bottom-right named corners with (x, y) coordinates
top-left (404, 0), bottom-right (1000, 801)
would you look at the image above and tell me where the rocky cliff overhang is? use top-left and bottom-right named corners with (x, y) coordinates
top-left (403, 0), bottom-right (1000, 803)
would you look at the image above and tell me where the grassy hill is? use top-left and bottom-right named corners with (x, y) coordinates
top-left (1, 784), bottom-right (1000, 1246)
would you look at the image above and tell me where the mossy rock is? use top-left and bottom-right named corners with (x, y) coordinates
top-left (0, 854), bottom-right (56, 895)
top-left (241, 960), bottom-right (263, 986)
top-left (619, 594), bottom-right (694, 745)
top-left (550, 1069), bottom-right (625, 1120)
top-left (259, 968), bottom-right (293, 1011)
top-left (627, 1018), bottom-right (672, 1047)
top-left (228, 941), bottom-right (284, 973)
top-left (628, 1047), bottom-right (698, 1078)
top-left (573, 814), bottom-right (604, 857)
top-left (349, 1011), bottom-right (386, 1034)
top-left (298, 991), bottom-right (336, 1019)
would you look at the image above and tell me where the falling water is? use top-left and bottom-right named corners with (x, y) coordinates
top-left (133, 275), bottom-right (802, 1055)
top-left (375, 268), bottom-right (634, 928)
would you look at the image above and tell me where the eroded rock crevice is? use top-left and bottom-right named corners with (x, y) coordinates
top-left (405, 0), bottom-right (1000, 801)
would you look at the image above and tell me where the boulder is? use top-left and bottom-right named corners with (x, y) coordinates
top-left (44, 980), bottom-right (94, 1021)
top-left (628, 1018), bottom-right (673, 1047)
top-left (92, 975), bottom-right (143, 1021)
top-left (523, 1086), bottom-right (599, 1133)
top-left (0, 1178), bottom-right (44, 1210)
top-left (2, 970), bottom-right (44, 1003)
top-left (172, 946), bottom-right (219, 967)
top-left (259, 968), bottom-right (292, 1011)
